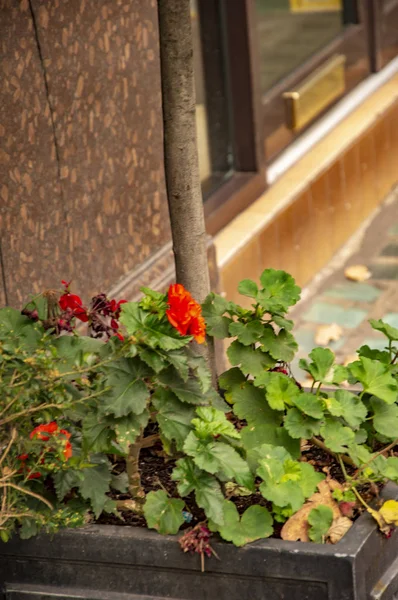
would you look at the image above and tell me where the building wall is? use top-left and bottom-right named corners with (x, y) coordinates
top-left (0, 0), bottom-right (172, 306)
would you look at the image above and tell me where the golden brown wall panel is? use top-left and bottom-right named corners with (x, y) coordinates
top-left (0, 0), bottom-right (70, 305)
top-left (30, 0), bottom-right (171, 297)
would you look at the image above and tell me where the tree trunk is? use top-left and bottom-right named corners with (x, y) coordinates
top-left (158, 0), bottom-right (216, 376)
top-left (157, 0), bottom-right (210, 303)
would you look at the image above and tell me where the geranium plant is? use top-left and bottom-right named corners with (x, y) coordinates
top-left (1, 269), bottom-right (398, 562)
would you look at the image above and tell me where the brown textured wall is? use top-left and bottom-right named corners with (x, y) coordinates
top-left (0, 0), bottom-right (171, 306)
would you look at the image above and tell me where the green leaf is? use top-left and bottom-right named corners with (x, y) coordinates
top-left (166, 350), bottom-right (190, 382)
top-left (308, 505), bottom-right (333, 543)
top-left (219, 367), bottom-right (246, 391)
top-left (202, 293), bottom-right (232, 338)
top-left (158, 367), bottom-right (208, 405)
top-left (255, 446), bottom-right (305, 511)
top-left (259, 475), bottom-right (304, 511)
top-left (320, 419), bottom-right (355, 453)
top-left (113, 412), bottom-right (149, 452)
top-left (0, 307), bottom-right (42, 348)
top-left (324, 396), bottom-right (343, 417)
top-left (293, 392), bottom-right (324, 419)
top-left (257, 269), bottom-right (301, 314)
top-left (230, 382), bottom-right (282, 428)
top-left (183, 433), bottom-right (253, 489)
top-left (228, 320), bottom-right (264, 346)
top-left (143, 490), bottom-right (185, 534)
top-left (300, 348), bottom-right (347, 384)
top-left (186, 353), bottom-right (212, 393)
top-left (102, 358), bottom-right (150, 417)
top-left (371, 397), bottom-right (398, 438)
top-left (369, 318), bottom-right (398, 341)
top-left (111, 472), bottom-right (129, 492)
top-left (381, 457), bottom-right (398, 481)
top-left (359, 345), bottom-right (391, 364)
top-left (82, 413), bottom-right (115, 453)
top-left (284, 407), bottom-right (321, 439)
top-left (139, 348), bottom-right (167, 374)
top-left (120, 303), bottom-right (189, 350)
top-left (260, 328), bottom-right (298, 362)
top-left (272, 315), bottom-right (294, 331)
top-left (237, 279), bottom-right (258, 298)
top-left (78, 460), bottom-right (112, 518)
top-left (334, 390), bottom-right (367, 428)
top-left (172, 458), bottom-right (224, 525)
top-left (209, 501), bottom-right (273, 547)
top-left (152, 388), bottom-right (195, 450)
top-left (349, 358), bottom-right (398, 404)
top-left (298, 463), bottom-right (325, 498)
top-left (227, 340), bottom-right (275, 376)
top-left (192, 406), bottom-right (240, 440)
top-left (264, 373), bottom-right (299, 411)
top-left (53, 469), bottom-right (83, 501)
top-left (53, 335), bottom-right (105, 372)
top-left (241, 425), bottom-right (300, 461)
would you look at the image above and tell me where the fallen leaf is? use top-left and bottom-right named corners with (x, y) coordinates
top-left (379, 499), bottom-right (398, 525)
top-left (328, 516), bottom-right (352, 543)
top-left (367, 506), bottom-right (391, 536)
top-left (315, 323), bottom-right (343, 346)
top-left (344, 265), bottom-right (371, 282)
top-left (281, 479), bottom-right (342, 542)
top-left (343, 354), bottom-right (358, 367)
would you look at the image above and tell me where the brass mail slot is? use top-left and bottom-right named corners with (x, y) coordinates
top-left (283, 54), bottom-right (346, 132)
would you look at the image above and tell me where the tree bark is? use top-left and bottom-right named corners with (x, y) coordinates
top-left (157, 0), bottom-right (210, 303)
top-left (158, 0), bottom-right (216, 376)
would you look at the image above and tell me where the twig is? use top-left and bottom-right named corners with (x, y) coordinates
top-left (0, 428), bottom-right (17, 467)
top-left (2, 483), bottom-right (53, 510)
top-left (352, 436), bottom-right (398, 480)
top-left (310, 437), bottom-right (355, 467)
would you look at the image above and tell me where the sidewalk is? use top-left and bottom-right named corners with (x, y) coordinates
top-left (290, 187), bottom-right (398, 382)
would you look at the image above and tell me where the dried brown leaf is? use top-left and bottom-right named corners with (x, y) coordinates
top-left (315, 323), bottom-right (343, 346)
top-left (281, 479), bottom-right (342, 542)
top-left (328, 516), bottom-right (352, 544)
top-left (344, 264), bottom-right (371, 282)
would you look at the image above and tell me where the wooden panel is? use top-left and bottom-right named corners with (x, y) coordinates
top-left (220, 238), bottom-right (261, 307)
top-left (358, 126), bottom-right (377, 219)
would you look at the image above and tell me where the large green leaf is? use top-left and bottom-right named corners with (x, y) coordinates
top-left (334, 390), bottom-right (367, 429)
top-left (209, 501), bottom-right (273, 547)
top-left (114, 412), bottom-right (150, 452)
top-left (298, 462), bottom-right (325, 498)
top-left (349, 358), bottom-right (397, 404)
top-left (230, 382), bottom-right (282, 428)
top-left (152, 388), bottom-right (195, 450)
top-left (143, 490), bottom-right (185, 534)
top-left (257, 269), bottom-right (301, 314)
top-left (308, 505), bottom-right (333, 543)
top-left (241, 424), bottom-right (300, 461)
top-left (218, 367), bottom-right (246, 392)
top-left (172, 458), bottom-right (224, 525)
top-left (369, 318), bottom-right (398, 341)
top-left (53, 469), bottom-right (83, 501)
top-left (237, 279), bottom-right (259, 299)
top-left (229, 320), bottom-right (264, 346)
top-left (284, 407), bottom-right (321, 439)
top-left (0, 307), bottom-right (42, 348)
top-left (371, 397), bottom-right (398, 438)
top-left (293, 392), bottom-right (324, 419)
top-left (227, 340), bottom-right (275, 376)
top-left (158, 367), bottom-right (209, 405)
top-left (320, 419), bottom-right (355, 453)
top-left (120, 302), bottom-right (189, 350)
top-left (101, 358), bottom-right (150, 417)
top-left (260, 328), bottom-right (298, 362)
top-left (192, 406), bottom-right (240, 440)
top-left (183, 433), bottom-right (253, 489)
top-left (78, 460), bottom-right (112, 518)
top-left (202, 293), bottom-right (232, 338)
top-left (263, 373), bottom-right (300, 411)
top-left (53, 335), bottom-right (106, 372)
top-left (186, 353), bottom-right (212, 393)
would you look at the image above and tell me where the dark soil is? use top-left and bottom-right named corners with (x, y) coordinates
top-left (96, 436), bottom-right (384, 536)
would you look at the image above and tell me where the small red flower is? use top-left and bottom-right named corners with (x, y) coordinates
top-left (59, 292), bottom-right (89, 322)
top-left (30, 422), bottom-right (58, 441)
top-left (114, 331), bottom-right (124, 342)
top-left (166, 284), bottom-right (206, 344)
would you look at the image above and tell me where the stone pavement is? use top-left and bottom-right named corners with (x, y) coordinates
top-left (289, 187), bottom-right (398, 382)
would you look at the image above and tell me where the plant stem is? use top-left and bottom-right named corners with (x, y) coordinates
top-left (126, 437), bottom-right (144, 500)
top-left (310, 436), bottom-right (355, 466)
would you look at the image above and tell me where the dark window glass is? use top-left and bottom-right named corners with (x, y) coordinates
top-left (256, 0), bottom-right (345, 94)
top-left (380, 0), bottom-right (398, 68)
top-left (191, 0), bottom-right (233, 198)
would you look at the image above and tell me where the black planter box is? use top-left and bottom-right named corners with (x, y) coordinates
top-left (1, 483), bottom-right (398, 600)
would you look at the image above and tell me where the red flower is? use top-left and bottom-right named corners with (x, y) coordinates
top-left (114, 331), bottom-right (124, 342)
top-left (30, 422), bottom-right (58, 441)
top-left (166, 284), bottom-right (206, 344)
top-left (109, 299), bottom-right (127, 318)
top-left (59, 292), bottom-right (89, 322)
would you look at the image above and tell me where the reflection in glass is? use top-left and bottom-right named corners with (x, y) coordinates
top-left (256, 0), bottom-right (344, 94)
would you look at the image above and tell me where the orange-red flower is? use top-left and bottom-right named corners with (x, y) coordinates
top-left (166, 284), bottom-right (206, 344)
top-left (30, 422), bottom-right (73, 460)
